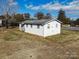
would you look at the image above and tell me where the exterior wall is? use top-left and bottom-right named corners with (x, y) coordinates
top-left (19, 24), bottom-right (21, 30)
top-left (0, 20), bottom-right (2, 26)
top-left (44, 21), bottom-right (61, 37)
top-left (19, 24), bottom-right (24, 31)
top-left (19, 21), bottom-right (61, 37)
top-left (19, 24), bottom-right (44, 36)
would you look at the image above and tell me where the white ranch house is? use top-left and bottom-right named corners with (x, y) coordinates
top-left (19, 18), bottom-right (61, 37)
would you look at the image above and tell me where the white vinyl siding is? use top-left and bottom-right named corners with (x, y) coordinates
top-left (19, 20), bottom-right (61, 37)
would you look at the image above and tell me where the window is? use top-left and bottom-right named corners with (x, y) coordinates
top-left (31, 24), bottom-right (32, 28)
top-left (47, 24), bottom-right (50, 29)
top-left (26, 24), bottom-right (28, 27)
top-left (37, 25), bottom-right (40, 29)
top-left (21, 24), bottom-right (24, 27)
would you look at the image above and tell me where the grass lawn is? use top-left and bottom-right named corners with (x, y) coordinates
top-left (1, 28), bottom-right (79, 42)
top-left (0, 28), bottom-right (79, 59)
top-left (46, 29), bottom-right (79, 43)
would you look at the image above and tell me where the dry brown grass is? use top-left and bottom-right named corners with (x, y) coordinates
top-left (0, 28), bottom-right (79, 59)
top-left (46, 30), bottom-right (79, 43)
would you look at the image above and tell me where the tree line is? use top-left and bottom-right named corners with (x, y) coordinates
top-left (0, 12), bottom-right (52, 28)
top-left (0, 0), bottom-right (79, 28)
top-left (0, 10), bottom-right (79, 28)
top-left (0, 9), bottom-right (79, 28)
top-left (57, 9), bottom-right (79, 26)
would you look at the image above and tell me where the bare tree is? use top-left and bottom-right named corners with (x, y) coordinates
top-left (23, 13), bottom-right (30, 19)
top-left (45, 13), bottom-right (52, 19)
top-left (35, 12), bottom-right (45, 20)
top-left (0, 0), bottom-right (19, 28)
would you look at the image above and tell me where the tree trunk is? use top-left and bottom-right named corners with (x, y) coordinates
top-left (5, 19), bottom-right (9, 29)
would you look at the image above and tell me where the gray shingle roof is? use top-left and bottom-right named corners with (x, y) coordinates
top-left (22, 19), bottom-right (50, 25)
top-left (20, 18), bottom-right (61, 25)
